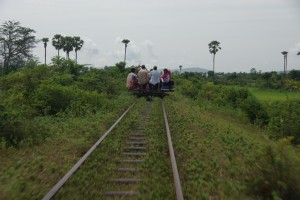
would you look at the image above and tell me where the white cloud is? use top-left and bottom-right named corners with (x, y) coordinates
top-left (114, 37), bottom-right (123, 44)
top-left (142, 40), bottom-right (157, 59)
top-left (81, 37), bottom-right (99, 55)
top-left (289, 42), bottom-right (300, 53)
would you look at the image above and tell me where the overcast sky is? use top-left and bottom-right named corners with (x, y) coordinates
top-left (1, 0), bottom-right (300, 72)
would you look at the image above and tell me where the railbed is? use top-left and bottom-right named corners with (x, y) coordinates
top-left (130, 85), bottom-right (174, 98)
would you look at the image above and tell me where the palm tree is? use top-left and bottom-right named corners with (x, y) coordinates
top-left (73, 36), bottom-right (84, 64)
top-left (281, 51), bottom-right (288, 74)
top-left (52, 34), bottom-right (64, 58)
top-left (42, 38), bottom-right (49, 65)
top-left (122, 39), bottom-right (130, 63)
top-left (179, 65), bottom-right (182, 74)
top-left (208, 40), bottom-right (221, 78)
top-left (62, 36), bottom-right (74, 60)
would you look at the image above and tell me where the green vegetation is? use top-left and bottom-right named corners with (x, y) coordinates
top-left (172, 72), bottom-right (300, 199)
top-left (52, 99), bottom-right (175, 199)
top-left (0, 58), bottom-right (137, 199)
top-left (0, 52), bottom-right (300, 199)
top-left (0, 21), bottom-right (37, 74)
top-left (0, 21), bottom-right (85, 75)
top-left (166, 95), bottom-right (300, 199)
top-left (249, 87), bottom-right (300, 101)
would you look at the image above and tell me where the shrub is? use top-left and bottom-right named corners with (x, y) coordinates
top-left (198, 85), bottom-right (269, 125)
top-left (32, 84), bottom-right (108, 116)
top-left (0, 104), bottom-right (50, 147)
top-left (222, 87), bottom-right (249, 108)
top-left (47, 74), bottom-right (74, 86)
top-left (32, 84), bottom-right (75, 115)
top-left (198, 83), bottom-right (222, 102)
top-left (268, 99), bottom-right (300, 144)
top-left (247, 138), bottom-right (300, 199)
top-left (238, 95), bottom-right (269, 126)
top-left (180, 80), bottom-right (199, 99)
top-left (0, 105), bottom-right (22, 147)
top-left (65, 90), bottom-right (108, 117)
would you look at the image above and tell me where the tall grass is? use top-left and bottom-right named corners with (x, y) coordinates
top-left (166, 94), bottom-right (300, 199)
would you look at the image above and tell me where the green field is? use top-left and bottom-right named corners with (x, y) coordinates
top-left (249, 88), bottom-right (300, 101)
top-left (225, 86), bottom-right (300, 101)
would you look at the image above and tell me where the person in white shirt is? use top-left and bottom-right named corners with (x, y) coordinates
top-left (149, 66), bottom-right (161, 90)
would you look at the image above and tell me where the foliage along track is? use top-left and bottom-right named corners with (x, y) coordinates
top-left (42, 98), bottom-right (181, 199)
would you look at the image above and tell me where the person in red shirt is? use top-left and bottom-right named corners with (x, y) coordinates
top-left (161, 68), bottom-right (170, 85)
top-left (167, 69), bottom-right (171, 79)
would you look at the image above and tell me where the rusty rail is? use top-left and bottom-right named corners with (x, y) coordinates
top-left (162, 100), bottom-right (184, 200)
top-left (42, 102), bottom-right (136, 200)
top-left (42, 99), bottom-right (184, 199)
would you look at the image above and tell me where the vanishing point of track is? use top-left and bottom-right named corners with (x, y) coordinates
top-left (42, 99), bottom-right (184, 200)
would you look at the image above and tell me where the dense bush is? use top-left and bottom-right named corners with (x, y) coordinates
top-left (238, 95), bottom-right (269, 125)
top-left (197, 84), bottom-right (269, 125)
top-left (180, 80), bottom-right (199, 99)
top-left (267, 99), bottom-right (300, 144)
top-left (177, 74), bottom-right (300, 142)
top-left (0, 104), bottom-right (22, 146)
top-left (0, 103), bottom-right (51, 147)
top-left (284, 79), bottom-right (300, 92)
top-left (32, 84), bottom-right (78, 115)
top-left (223, 87), bottom-right (249, 108)
top-left (247, 138), bottom-right (300, 199)
top-left (0, 61), bottom-right (129, 147)
top-left (198, 82), bottom-right (223, 102)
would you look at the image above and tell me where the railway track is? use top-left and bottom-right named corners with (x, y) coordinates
top-left (42, 99), bottom-right (183, 200)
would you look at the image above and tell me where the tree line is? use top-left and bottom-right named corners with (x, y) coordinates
top-left (2, 20), bottom-right (299, 78)
top-left (0, 21), bottom-right (84, 75)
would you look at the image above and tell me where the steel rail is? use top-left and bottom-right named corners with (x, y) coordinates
top-left (42, 102), bottom-right (136, 200)
top-left (162, 101), bottom-right (184, 200)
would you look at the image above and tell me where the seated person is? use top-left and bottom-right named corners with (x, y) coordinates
top-left (149, 66), bottom-right (161, 90)
top-left (161, 68), bottom-right (170, 86)
top-left (137, 65), bottom-right (149, 89)
top-left (126, 68), bottom-right (138, 91)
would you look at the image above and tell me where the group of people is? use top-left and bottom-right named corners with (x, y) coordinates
top-left (126, 65), bottom-right (172, 91)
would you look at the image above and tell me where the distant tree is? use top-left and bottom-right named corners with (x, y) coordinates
top-left (42, 38), bottom-right (49, 65)
top-left (179, 65), bottom-right (182, 74)
top-left (51, 56), bottom-right (65, 67)
top-left (250, 68), bottom-right (257, 74)
top-left (207, 70), bottom-right (214, 78)
top-left (281, 51), bottom-right (288, 75)
top-left (73, 36), bottom-right (84, 64)
top-left (62, 36), bottom-right (75, 60)
top-left (262, 72), bottom-right (272, 80)
top-left (0, 21), bottom-right (36, 74)
top-left (208, 40), bottom-right (221, 78)
top-left (122, 39), bottom-right (130, 63)
top-left (288, 70), bottom-right (300, 81)
top-left (52, 34), bottom-right (64, 58)
top-left (116, 61), bottom-right (126, 72)
top-left (228, 72), bottom-right (238, 80)
top-left (250, 68), bottom-right (257, 79)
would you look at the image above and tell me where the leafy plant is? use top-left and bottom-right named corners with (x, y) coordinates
top-left (180, 80), bottom-right (199, 99)
top-left (268, 99), bottom-right (300, 143)
top-left (247, 137), bottom-right (300, 199)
